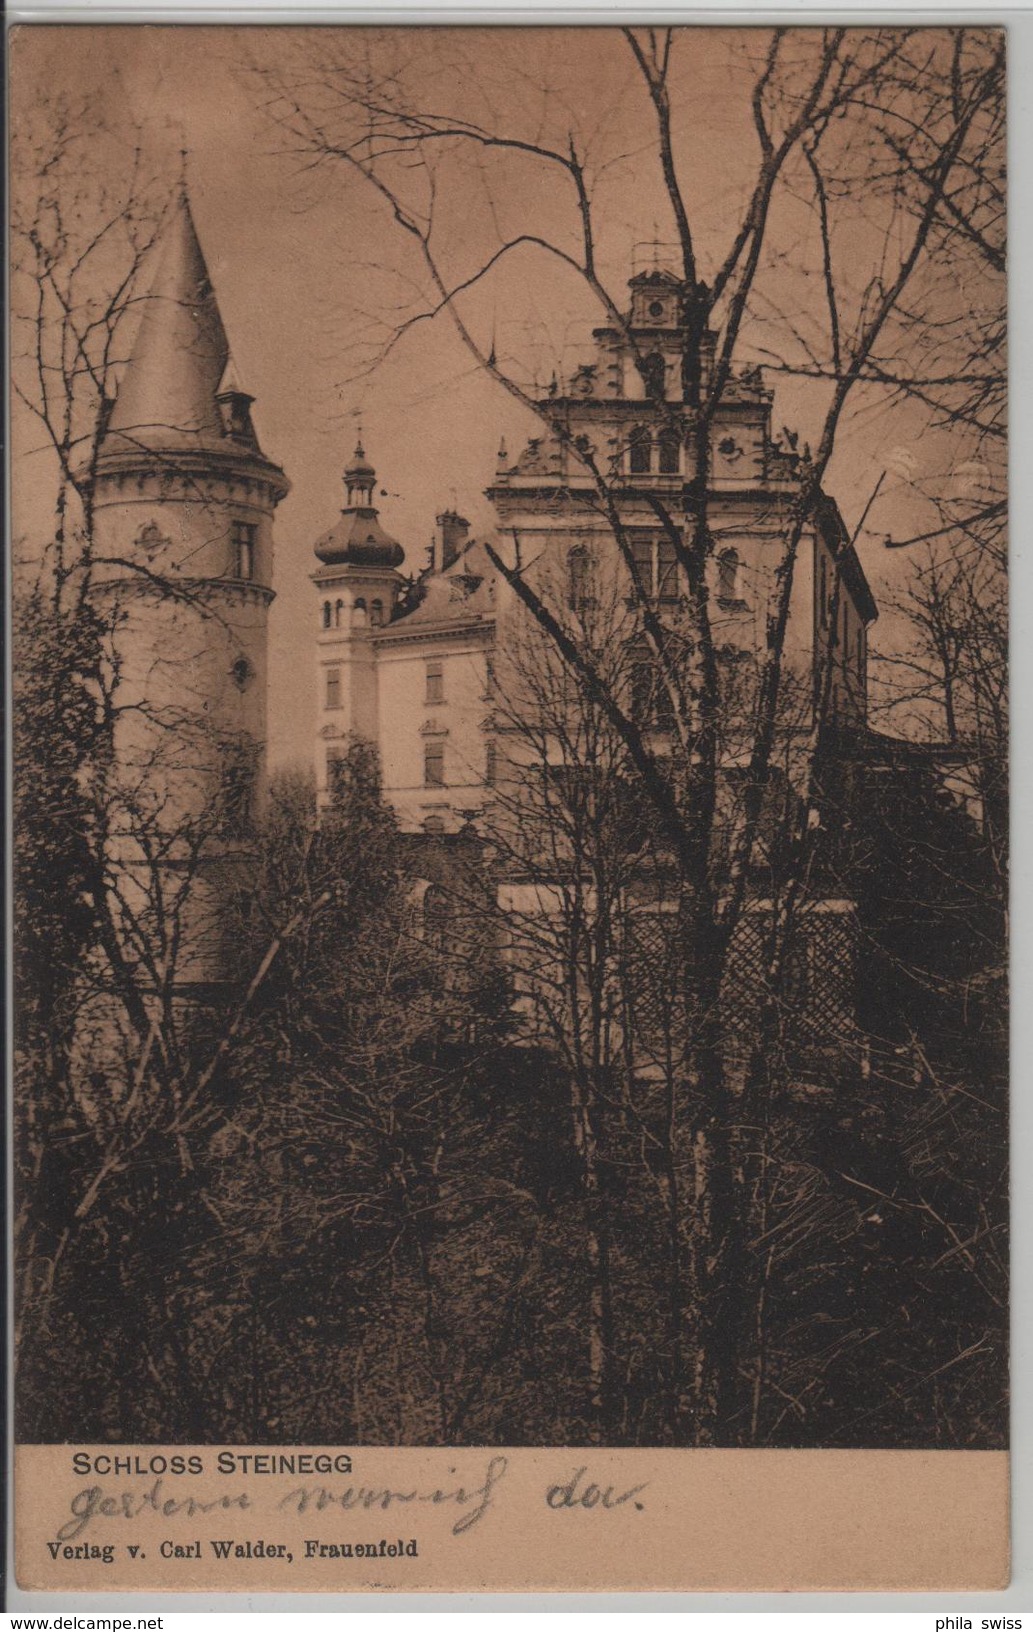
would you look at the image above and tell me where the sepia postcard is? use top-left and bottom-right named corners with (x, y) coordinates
top-left (8, 21), bottom-right (1009, 1594)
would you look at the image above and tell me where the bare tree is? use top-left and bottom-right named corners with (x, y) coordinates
top-left (254, 24), bottom-right (1003, 1441)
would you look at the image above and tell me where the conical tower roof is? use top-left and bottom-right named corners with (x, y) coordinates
top-left (104, 193), bottom-right (235, 455)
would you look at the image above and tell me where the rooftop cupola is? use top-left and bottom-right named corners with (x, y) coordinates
top-left (313, 437), bottom-right (404, 569)
top-left (344, 438), bottom-right (377, 506)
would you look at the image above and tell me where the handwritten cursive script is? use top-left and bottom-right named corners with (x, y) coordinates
top-left (278, 1454), bottom-right (509, 1536)
top-left (57, 1478), bottom-right (251, 1542)
top-left (54, 1456), bottom-right (645, 1548)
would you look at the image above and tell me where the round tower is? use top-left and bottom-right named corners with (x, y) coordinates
top-left (88, 189), bottom-right (289, 996)
top-left (311, 438), bottom-right (404, 802)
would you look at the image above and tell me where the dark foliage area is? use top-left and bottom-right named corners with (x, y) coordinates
top-left (15, 737), bottom-right (1006, 1449)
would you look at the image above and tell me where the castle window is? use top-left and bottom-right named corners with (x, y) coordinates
top-left (232, 520), bottom-right (257, 580)
top-left (325, 666), bottom-right (341, 710)
top-left (630, 535), bottom-right (681, 604)
top-left (631, 535), bottom-right (653, 595)
top-left (657, 538), bottom-right (679, 604)
top-left (567, 544), bottom-right (592, 613)
top-left (370, 599), bottom-right (385, 627)
top-left (485, 740), bottom-right (497, 787)
top-left (218, 744), bottom-right (257, 837)
top-left (630, 654), bottom-right (675, 731)
top-left (423, 882), bottom-right (450, 944)
top-left (641, 352), bottom-right (667, 401)
top-left (352, 598), bottom-right (367, 626)
top-left (426, 660), bottom-right (444, 705)
top-left (628, 425), bottom-right (651, 475)
top-left (335, 598), bottom-right (344, 627)
top-left (326, 748), bottom-right (347, 798)
top-left (424, 741), bottom-right (445, 788)
top-left (230, 655), bottom-right (253, 691)
top-left (322, 601), bottom-right (332, 630)
top-left (484, 654), bottom-right (496, 698)
top-left (658, 428), bottom-right (681, 475)
top-left (137, 520), bottom-right (167, 559)
top-left (718, 548), bottom-right (742, 606)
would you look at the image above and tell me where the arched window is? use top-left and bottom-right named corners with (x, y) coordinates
top-left (352, 598), bottom-right (368, 626)
top-left (628, 425), bottom-right (651, 475)
top-left (369, 599), bottom-right (384, 627)
top-left (658, 428), bottom-right (681, 475)
top-left (334, 598), bottom-right (344, 627)
top-left (718, 548), bottom-right (741, 605)
top-left (322, 601), bottom-right (332, 629)
top-left (641, 352), bottom-right (667, 400)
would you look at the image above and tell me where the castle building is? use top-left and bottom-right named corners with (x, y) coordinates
top-left (87, 189), bottom-right (289, 1002)
top-left (313, 468), bottom-right (496, 829)
top-left (312, 265), bottom-right (876, 835)
top-left (68, 196), bottom-right (883, 1076)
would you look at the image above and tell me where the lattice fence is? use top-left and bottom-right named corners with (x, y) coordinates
top-left (721, 906), bottom-right (858, 1049)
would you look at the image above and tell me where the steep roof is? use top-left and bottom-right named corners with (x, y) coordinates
top-left (103, 193), bottom-right (267, 462)
top-left (392, 538), bottom-right (497, 628)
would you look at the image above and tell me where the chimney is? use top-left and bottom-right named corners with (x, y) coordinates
top-left (436, 510), bottom-right (470, 571)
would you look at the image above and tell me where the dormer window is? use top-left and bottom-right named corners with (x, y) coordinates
top-left (232, 520), bottom-right (256, 580)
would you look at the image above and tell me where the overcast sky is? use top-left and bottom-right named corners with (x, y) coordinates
top-left (11, 24), bottom-right (986, 767)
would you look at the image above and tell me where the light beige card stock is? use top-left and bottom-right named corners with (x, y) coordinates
top-left (10, 22), bottom-right (1009, 1593)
